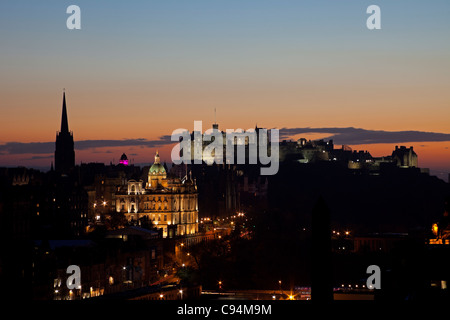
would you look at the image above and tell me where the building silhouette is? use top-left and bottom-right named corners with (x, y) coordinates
top-left (54, 91), bottom-right (75, 174)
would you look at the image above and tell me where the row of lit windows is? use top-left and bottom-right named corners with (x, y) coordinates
top-left (151, 212), bottom-right (198, 223)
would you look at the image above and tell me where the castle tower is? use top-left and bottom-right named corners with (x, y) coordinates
top-left (54, 91), bottom-right (75, 174)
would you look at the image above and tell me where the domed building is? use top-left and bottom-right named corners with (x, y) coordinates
top-left (147, 151), bottom-right (167, 189)
top-left (116, 151), bottom-right (199, 238)
top-left (119, 153), bottom-right (129, 166)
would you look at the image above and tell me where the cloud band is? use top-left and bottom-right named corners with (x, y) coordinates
top-left (1, 128), bottom-right (450, 156)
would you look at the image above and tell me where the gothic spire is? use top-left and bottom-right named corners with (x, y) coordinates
top-left (60, 91), bottom-right (69, 133)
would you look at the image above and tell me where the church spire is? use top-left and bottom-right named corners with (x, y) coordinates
top-left (60, 90), bottom-right (69, 133)
top-left (55, 90), bottom-right (75, 174)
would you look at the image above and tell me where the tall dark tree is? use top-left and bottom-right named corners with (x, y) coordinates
top-left (311, 196), bottom-right (333, 302)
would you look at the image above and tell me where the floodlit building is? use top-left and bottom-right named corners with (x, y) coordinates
top-left (391, 146), bottom-right (418, 168)
top-left (116, 151), bottom-right (199, 238)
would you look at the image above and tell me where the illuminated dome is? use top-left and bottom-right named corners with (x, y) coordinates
top-left (149, 151), bottom-right (166, 175)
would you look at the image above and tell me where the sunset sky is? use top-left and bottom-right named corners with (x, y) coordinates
top-left (1, 1), bottom-right (450, 179)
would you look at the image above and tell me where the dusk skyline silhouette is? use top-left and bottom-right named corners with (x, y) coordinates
top-left (1, 1), bottom-right (450, 179)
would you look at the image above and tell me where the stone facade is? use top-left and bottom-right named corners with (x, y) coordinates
top-left (116, 152), bottom-right (198, 238)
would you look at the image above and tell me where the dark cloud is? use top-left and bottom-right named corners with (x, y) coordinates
top-left (279, 127), bottom-right (450, 145)
top-left (75, 135), bottom-right (173, 150)
top-left (0, 142), bottom-right (54, 155)
top-left (0, 135), bottom-right (173, 155)
top-left (1, 129), bottom-right (449, 156)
